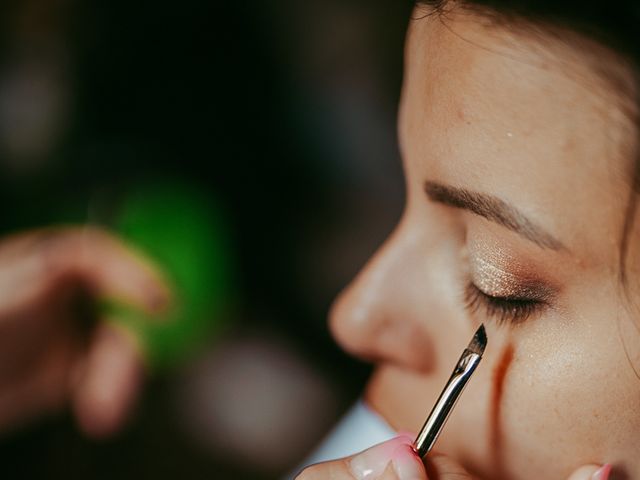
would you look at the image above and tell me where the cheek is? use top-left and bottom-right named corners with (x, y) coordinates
top-left (498, 321), bottom-right (640, 479)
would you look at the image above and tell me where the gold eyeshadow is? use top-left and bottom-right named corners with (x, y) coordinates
top-left (472, 256), bottom-right (542, 298)
top-left (467, 237), bottom-right (555, 301)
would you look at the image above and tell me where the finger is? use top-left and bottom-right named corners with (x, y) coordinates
top-left (72, 322), bottom-right (144, 438)
top-left (44, 227), bottom-right (171, 314)
top-left (566, 464), bottom-right (611, 480)
top-left (296, 435), bottom-right (427, 480)
top-left (424, 452), bottom-right (475, 479)
top-left (0, 231), bottom-right (61, 313)
top-left (0, 227), bottom-right (170, 315)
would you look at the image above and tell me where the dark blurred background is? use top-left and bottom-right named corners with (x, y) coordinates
top-left (0, 1), bottom-right (411, 478)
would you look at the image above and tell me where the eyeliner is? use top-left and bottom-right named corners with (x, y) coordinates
top-left (413, 324), bottom-right (487, 457)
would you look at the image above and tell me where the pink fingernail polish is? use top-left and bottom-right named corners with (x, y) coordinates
top-left (392, 443), bottom-right (426, 480)
top-left (349, 435), bottom-right (420, 480)
top-left (592, 464), bottom-right (612, 480)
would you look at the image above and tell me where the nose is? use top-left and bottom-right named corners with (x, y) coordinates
top-left (329, 217), bottom-right (441, 372)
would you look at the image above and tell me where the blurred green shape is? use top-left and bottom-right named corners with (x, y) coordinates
top-left (102, 181), bottom-right (234, 370)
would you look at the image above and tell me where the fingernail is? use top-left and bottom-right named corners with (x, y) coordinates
top-left (592, 464), bottom-right (612, 480)
top-left (349, 435), bottom-right (422, 480)
top-left (392, 443), bottom-right (426, 480)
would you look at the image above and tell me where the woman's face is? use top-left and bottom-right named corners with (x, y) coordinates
top-left (330, 7), bottom-right (640, 480)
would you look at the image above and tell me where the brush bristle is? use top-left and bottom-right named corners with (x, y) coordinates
top-left (467, 324), bottom-right (487, 355)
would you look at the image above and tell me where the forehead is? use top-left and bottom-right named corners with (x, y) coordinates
top-left (400, 9), bottom-right (635, 265)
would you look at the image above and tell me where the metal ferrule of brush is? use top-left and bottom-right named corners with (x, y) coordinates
top-left (413, 348), bottom-right (482, 458)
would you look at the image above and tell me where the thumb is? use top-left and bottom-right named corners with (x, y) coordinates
top-left (566, 464), bottom-right (612, 480)
top-left (296, 435), bottom-right (427, 480)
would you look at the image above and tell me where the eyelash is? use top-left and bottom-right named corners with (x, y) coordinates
top-left (463, 282), bottom-right (545, 325)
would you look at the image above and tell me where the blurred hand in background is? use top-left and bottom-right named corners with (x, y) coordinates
top-left (0, 227), bottom-right (169, 438)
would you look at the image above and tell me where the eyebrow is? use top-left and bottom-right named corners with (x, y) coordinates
top-left (424, 181), bottom-right (565, 251)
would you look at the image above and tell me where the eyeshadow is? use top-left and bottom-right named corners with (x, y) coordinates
top-left (467, 236), bottom-right (555, 300)
top-left (473, 256), bottom-right (542, 298)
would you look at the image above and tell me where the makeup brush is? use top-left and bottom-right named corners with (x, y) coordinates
top-left (413, 324), bottom-right (487, 458)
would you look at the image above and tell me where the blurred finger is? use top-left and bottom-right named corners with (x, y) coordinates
top-left (72, 322), bottom-right (144, 438)
top-left (44, 227), bottom-right (171, 314)
top-left (0, 227), bottom-right (170, 316)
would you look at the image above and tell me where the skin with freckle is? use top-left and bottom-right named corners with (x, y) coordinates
top-left (329, 4), bottom-right (640, 480)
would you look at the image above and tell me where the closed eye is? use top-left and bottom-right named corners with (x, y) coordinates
top-left (463, 282), bottom-right (546, 325)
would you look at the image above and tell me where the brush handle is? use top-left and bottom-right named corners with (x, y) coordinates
top-left (413, 349), bottom-right (481, 457)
